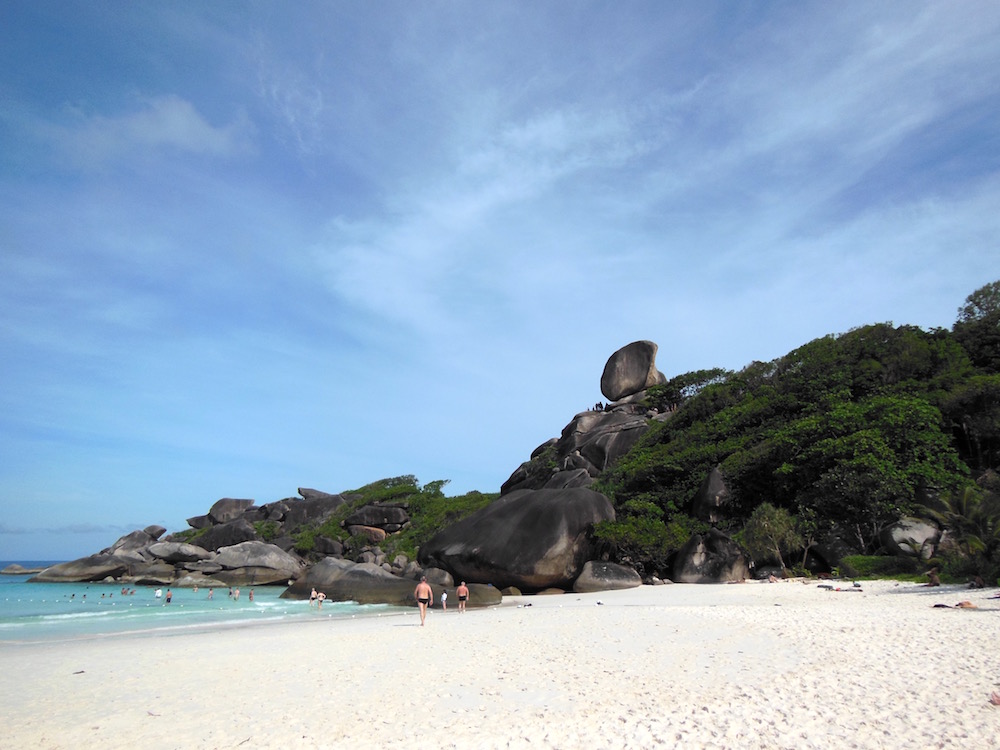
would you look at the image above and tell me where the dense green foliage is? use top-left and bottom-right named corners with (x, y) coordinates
top-left (292, 476), bottom-right (497, 562)
top-left (736, 503), bottom-right (802, 571)
top-left (593, 281), bottom-right (1000, 578)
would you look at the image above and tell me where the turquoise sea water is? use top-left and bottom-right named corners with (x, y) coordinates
top-left (0, 561), bottom-right (401, 643)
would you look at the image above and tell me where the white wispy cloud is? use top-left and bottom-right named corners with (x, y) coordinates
top-left (42, 94), bottom-right (255, 168)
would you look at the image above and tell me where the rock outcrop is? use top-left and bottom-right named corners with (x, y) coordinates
top-left (879, 517), bottom-right (941, 559)
top-left (30, 554), bottom-right (130, 583)
top-left (600, 340), bottom-right (666, 402)
top-left (672, 528), bottom-right (749, 583)
top-left (28, 341), bottom-right (722, 591)
top-left (281, 557), bottom-right (501, 607)
top-left (213, 541), bottom-right (304, 584)
top-left (147, 541), bottom-right (213, 563)
top-left (573, 561), bottom-right (642, 592)
top-left (417, 487), bottom-right (615, 592)
top-left (691, 466), bottom-right (730, 524)
top-left (501, 341), bottom-right (671, 494)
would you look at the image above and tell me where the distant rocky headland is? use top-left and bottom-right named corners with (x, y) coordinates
top-left (31, 325), bottom-right (988, 604)
top-left (29, 341), bottom-right (739, 605)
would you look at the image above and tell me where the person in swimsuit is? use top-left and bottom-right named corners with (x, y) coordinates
top-left (456, 582), bottom-right (470, 613)
top-left (309, 588), bottom-right (318, 607)
top-left (414, 576), bottom-right (433, 626)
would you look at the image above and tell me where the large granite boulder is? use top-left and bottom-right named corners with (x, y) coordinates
top-left (147, 541), bottom-right (213, 563)
top-left (104, 529), bottom-right (157, 556)
top-left (417, 487), bottom-right (615, 592)
top-left (282, 558), bottom-right (419, 605)
top-left (213, 541), bottom-right (304, 584)
top-left (185, 514), bottom-right (213, 530)
top-left (879, 517), bottom-right (941, 558)
top-left (127, 560), bottom-right (178, 584)
top-left (298, 487), bottom-right (338, 500)
top-left (343, 505), bottom-right (410, 528)
top-left (191, 518), bottom-right (257, 551)
top-left (143, 525), bottom-right (167, 540)
top-left (29, 555), bottom-right (130, 583)
top-left (573, 561), bottom-right (642, 592)
top-left (672, 528), bottom-right (749, 583)
top-left (208, 498), bottom-right (255, 524)
top-left (280, 494), bottom-right (348, 530)
top-left (281, 558), bottom-right (501, 607)
top-left (691, 466), bottom-right (730, 524)
top-left (600, 340), bottom-right (666, 402)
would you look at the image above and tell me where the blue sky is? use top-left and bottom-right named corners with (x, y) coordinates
top-left (2, 2), bottom-right (998, 561)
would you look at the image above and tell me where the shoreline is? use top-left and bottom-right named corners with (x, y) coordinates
top-left (3, 580), bottom-right (999, 749)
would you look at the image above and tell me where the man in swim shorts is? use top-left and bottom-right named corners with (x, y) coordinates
top-left (414, 576), bottom-right (434, 626)
top-left (456, 581), bottom-right (470, 613)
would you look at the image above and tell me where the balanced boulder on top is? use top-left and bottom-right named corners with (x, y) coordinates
top-left (600, 340), bottom-right (666, 402)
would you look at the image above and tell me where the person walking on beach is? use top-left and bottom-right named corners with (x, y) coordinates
top-left (414, 576), bottom-right (433, 626)
top-left (208, 588), bottom-right (214, 600)
top-left (456, 582), bottom-right (470, 613)
top-left (165, 589), bottom-right (172, 604)
top-left (441, 590), bottom-right (448, 611)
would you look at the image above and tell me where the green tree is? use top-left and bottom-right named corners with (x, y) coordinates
top-left (941, 375), bottom-right (1000, 470)
top-left (791, 395), bottom-right (967, 550)
top-left (953, 280), bottom-right (1000, 373)
top-left (738, 502), bottom-right (802, 570)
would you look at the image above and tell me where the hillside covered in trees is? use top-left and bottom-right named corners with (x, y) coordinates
top-left (590, 280), bottom-right (1000, 582)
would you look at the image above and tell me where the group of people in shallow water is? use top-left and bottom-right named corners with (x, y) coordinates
top-left (149, 586), bottom-right (254, 604)
top-left (306, 578), bottom-right (471, 625)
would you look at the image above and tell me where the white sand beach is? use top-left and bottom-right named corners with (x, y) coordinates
top-left (3, 580), bottom-right (999, 750)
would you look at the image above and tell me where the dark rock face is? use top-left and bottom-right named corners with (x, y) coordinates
top-left (297, 487), bottom-right (338, 501)
top-left (417, 487), bottom-right (615, 592)
top-left (879, 518), bottom-right (940, 558)
top-left (280, 495), bottom-right (347, 530)
top-left (343, 505), bottom-right (410, 528)
top-left (502, 406), bottom-right (651, 493)
top-left (573, 561), bottom-right (642, 592)
top-left (191, 518), bottom-right (257, 552)
top-left (186, 514), bottom-right (213, 530)
top-left (672, 528), bottom-right (749, 583)
top-left (691, 466), bottom-right (730, 524)
top-left (208, 498), bottom-right (255, 524)
top-left (600, 340), bottom-right (666, 402)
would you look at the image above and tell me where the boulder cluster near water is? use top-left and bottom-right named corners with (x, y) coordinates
top-left (25, 341), bottom-right (754, 605)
